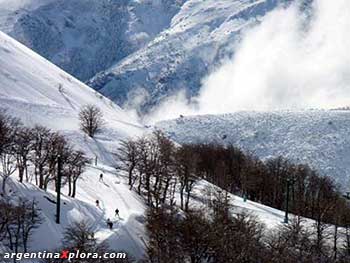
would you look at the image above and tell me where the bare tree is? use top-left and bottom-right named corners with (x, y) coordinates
top-left (179, 210), bottom-right (213, 263)
top-left (175, 145), bottom-right (198, 211)
top-left (44, 132), bottom-right (69, 191)
top-left (115, 139), bottom-right (139, 189)
top-left (145, 206), bottom-right (183, 263)
top-left (30, 126), bottom-right (51, 189)
top-left (63, 221), bottom-right (98, 251)
top-left (79, 105), bottom-right (104, 138)
top-left (59, 221), bottom-right (132, 263)
top-left (65, 150), bottom-right (89, 198)
top-left (0, 111), bottom-right (21, 194)
top-left (266, 216), bottom-right (313, 263)
top-left (0, 198), bottom-right (42, 253)
top-left (13, 127), bottom-right (32, 183)
top-left (1, 150), bottom-right (17, 194)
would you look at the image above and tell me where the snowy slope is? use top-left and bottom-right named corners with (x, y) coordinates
top-left (89, 0), bottom-right (289, 111)
top-left (0, 0), bottom-right (186, 81)
top-left (0, 30), bottom-right (323, 258)
top-left (0, 30), bottom-right (148, 257)
top-left (156, 110), bottom-right (350, 188)
top-left (6, 165), bottom-right (147, 259)
top-left (0, 30), bottom-right (145, 162)
top-left (5, 164), bottom-right (299, 258)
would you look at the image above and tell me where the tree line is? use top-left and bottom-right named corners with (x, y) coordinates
top-left (116, 131), bottom-right (198, 211)
top-left (0, 109), bottom-right (90, 197)
top-left (143, 189), bottom-right (350, 263)
top-left (183, 143), bottom-right (348, 226)
top-left (116, 131), bottom-right (350, 263)
top-left (116, 131), bottom-right (350, 226)
top-left (0, 108), bottom-right (93, 256)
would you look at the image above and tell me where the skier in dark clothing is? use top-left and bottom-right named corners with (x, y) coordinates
top-left (115, 208), bottom-right (120, 218)
top-left (107, 218), bottom-right (113, 230)
top-left (96, 200), bottom-right (100, 207)
top-left (99, 173), bottom-right (104, 182)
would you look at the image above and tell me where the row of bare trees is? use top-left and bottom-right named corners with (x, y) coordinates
top-left (0, 110), bottom-right (89, 197)
top-left (178, 143), bottom-right (349, 226)
top-left (145, 188), bottom-right (350, 263)
top-left (116, 134), bottom-right (349, 226)
top-left (116, 131), bottom-right (198, 211)
top-left (0, 197), bottom-right (42, 254)
top-left (117, 133), bottom-right (350, 262)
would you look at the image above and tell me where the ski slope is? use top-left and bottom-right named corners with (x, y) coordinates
top-left (0, 30), bottom-right (145, 163)
top-left (156, 110), bottom-right (350, 188)
top-left (0, 30), bottom-right (147, 258)
top-left (6, 164), bottom-right (147, 259)
top-left (0, 30), bottom-right (322, 259)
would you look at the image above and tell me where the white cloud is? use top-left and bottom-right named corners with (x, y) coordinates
top-left (148, 0), bottom-right (350, 122)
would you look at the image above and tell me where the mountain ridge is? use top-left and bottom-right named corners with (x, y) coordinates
top-left (156, 110), bottom-right (350, 188)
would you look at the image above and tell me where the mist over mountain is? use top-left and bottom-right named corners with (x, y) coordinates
top-left (1, 0), bottom-right (289, 113)
top-left (89, 0), bottom-right (289, 113)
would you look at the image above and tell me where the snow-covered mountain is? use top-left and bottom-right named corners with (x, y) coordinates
top-left (88, 0), bottom-right (289, 112)
top-left (0, 0), bottom-right (185, 81)
top-left (0, 0), bottom-right (291, 112)
top-left (156, 110), bottom-right (350, 188)
top-left (0, 30), bottom-right (309, 258)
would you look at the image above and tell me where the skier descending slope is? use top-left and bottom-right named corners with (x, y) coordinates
top-left (107, 218), bottom-right (113, 230)
top-left (115, 208), bottom-right (120, 218)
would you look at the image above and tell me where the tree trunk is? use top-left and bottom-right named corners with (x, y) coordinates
top-left (185, 191), bottom-right (191, 212)
top-left (162, 178), bottom-right (170, 204)
top-left (39, 166), bottom-right (44, 189)
top-left (146, 174), bottom-right (152, 205)
top-left (137, 172), bottom-right (142, 195)
top-left (128, 165), bottom-right (135, 187)
top-left (333, 224), bottom-right (338, 260)
top-left (72, 179), bottom-right (77, 198)
top-left (24, 157), bottom-right (29, 182)
top-left (68, 175), bottom-right (72, 197)
top-left (180, 184), bottom-right (185, 210)
top-left (18, 166), bottom-right (24, 183)
top-left (6, 225), bottom-right (13, 251)
top-left (2, 177), bottom-right (7, 195)
top-left (346, 226), bottom-right (350, 256)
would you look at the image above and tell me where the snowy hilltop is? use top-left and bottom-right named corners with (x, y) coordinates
top-left (156, 110), bottom-right (350, 188)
